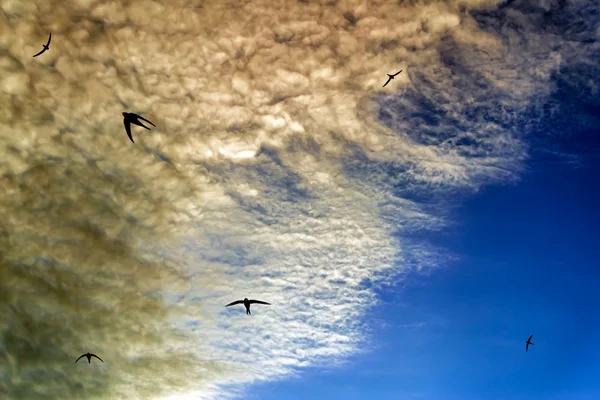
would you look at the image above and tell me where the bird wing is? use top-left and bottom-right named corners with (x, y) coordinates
top-left (249, 300), bottom-right (271, 305)
top-left (32, 48), bottom-right (46, 57)
top-left (75, 354), bottom-right (86, 363)
top-left (528, 334), bottom-right (533, 341)
top-left (124, 119), bottom-right (134, 143)
top-left (137, 115), bottom-right (156, 127)
top-left (225, 300), bottom-right (244, 307)
top-left (393, 69), bottom-right (403, 76)
top-left (133, 120), bottom-right (151, 130)
top-left (91, 354), bottom-right (104, 362)
top-left (46, 33), bottom-right (52, 46)
top-left (382, 77), bottom-right (392, 88)
top-left (526, 343), bottom-right (529, 352)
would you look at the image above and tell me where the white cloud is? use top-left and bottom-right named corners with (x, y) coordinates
top-left (1, 0), bottom-right (596, 398)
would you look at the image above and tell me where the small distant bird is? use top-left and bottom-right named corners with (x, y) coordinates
top-left (525, 334), bottom-right (534, 352)
top-left (226, 298), bottom-right (271, 315)
top-left (383, 69), bottom-right (403, 87)
top-left (122, 112), bottom-right (156, 143)
top-left (75, 353), bottom-right (104, 364)
top-left (33, 33), bottom-right (52, 57)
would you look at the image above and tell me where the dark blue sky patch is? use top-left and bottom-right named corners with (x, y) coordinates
top-left (523, 56), bottom-right (600, 164)
top-left (475, 0), bottom-right (600, 43)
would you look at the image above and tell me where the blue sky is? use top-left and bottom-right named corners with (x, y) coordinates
top-left (247, 139), bottom-right (600, 400)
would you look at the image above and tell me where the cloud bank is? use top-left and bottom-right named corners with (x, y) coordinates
top-left (1, 0), bottom-right (598, 398)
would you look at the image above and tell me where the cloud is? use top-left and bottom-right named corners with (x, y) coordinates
top-left (1, 0), bottom-right (597, 398)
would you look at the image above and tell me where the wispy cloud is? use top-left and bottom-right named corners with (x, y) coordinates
top-left (1, 0), bottom-right (597, 398)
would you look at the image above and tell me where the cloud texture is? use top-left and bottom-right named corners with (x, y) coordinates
top-left (1, 0), bottom-right (598, 398)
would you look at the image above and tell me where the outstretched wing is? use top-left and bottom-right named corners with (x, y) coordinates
top-left (528, 334), bottom-right (533, 341)
top-left (392, 69), bottom-right (403, 77)
top-left (382, 77), bottom-right (392, 88)
top-left (249, 300), bottom-right (270, 305)
top-left (225, 300), bottom-right (244, 307)
top-left (46, 33), bottom-right (52, 47)
top-left (137, 115), bottom-right (156, 127)
top-left (75, 354), bottom-right (86, 363)
top-left (91, 354), bottom-right (104, 362)
top-left (526, 343), bottom-right (529, 352)
top-left (32, 48), bottom-right (46, 57)
top-left (124, 119), bottom-right (134, 143)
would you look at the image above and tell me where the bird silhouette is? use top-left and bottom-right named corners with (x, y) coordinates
top-left (226, 298), bottom-right (270, 315)
top-left (382, 69), bottom-right (402, 87)
top-left (122, 112), bottom-right (156, 143)
top-left (33, 33), bottom-right (52, 57)
top-left (525, 334), bottom-right (534, 352)
top-left (75, 353), bottom-right (104, 364)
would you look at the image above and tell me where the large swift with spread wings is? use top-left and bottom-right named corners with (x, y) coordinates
top-left (122, 112), bottom-right (156, 143)
top-left (226, 298), bottom-right (271, 315)
top-left (75, 353), bottom-right (104, 364)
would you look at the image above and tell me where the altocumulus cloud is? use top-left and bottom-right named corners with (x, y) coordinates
top-left (1, 0), bottom-right (598, 398)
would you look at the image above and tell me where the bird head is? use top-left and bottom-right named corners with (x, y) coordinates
top-left (244, 298), bottom-right (249, 301)
top-left (122, 112), bottom-right (127, 117)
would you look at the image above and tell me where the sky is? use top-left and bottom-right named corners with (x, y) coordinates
top-left (246, 151), bottom-right (600, 400)
top-left (0, 0), bottom-right (599, 399)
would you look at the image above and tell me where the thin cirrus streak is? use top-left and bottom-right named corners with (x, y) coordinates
top-left (0, 0), bottom-right (597, 399)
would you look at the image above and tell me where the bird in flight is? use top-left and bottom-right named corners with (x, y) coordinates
top-left (226, 298), bottom-right (271, 315)
top-left (75, 353), bottom-right (104, 364)
top-left (33, 33), bottom-right (52, 57)
top-left (382, 69), bottom-right (403, 87)
top-left (122, 112), bottom-right (156, 143)
top-left (525, 334), bottom-right (534, 352)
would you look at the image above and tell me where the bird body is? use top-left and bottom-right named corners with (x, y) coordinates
top-left (76, 353), bottom-right (103, 364)
top-left (525, 334), bottom-right (534, 352)
top-left (122, 112), bottom-right (156, 143)
top-left (383, 69), bottom-right (403, 87)
top-left (33, 33), bottom-right (52, 57)
top-left (225, 297), bottom-right (270, 315)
